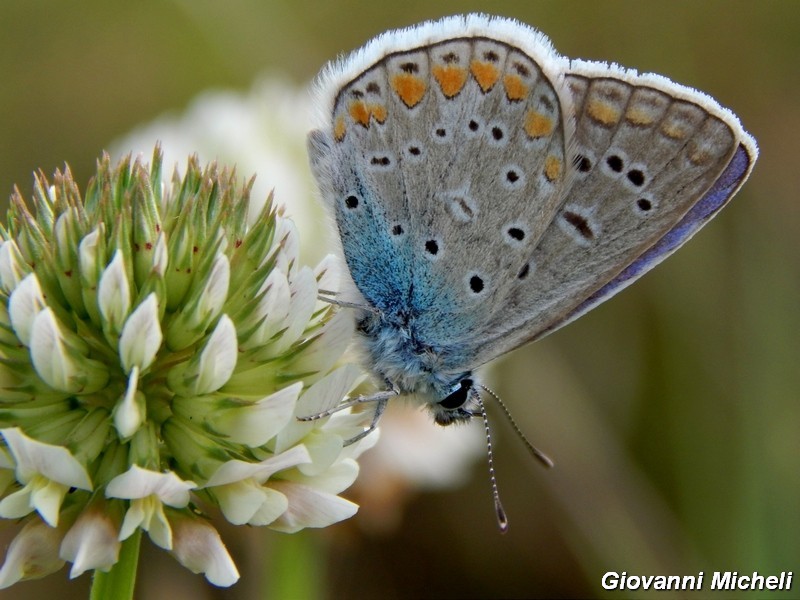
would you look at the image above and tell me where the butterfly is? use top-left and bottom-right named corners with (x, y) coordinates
top-left (304, 13), bottom-right (757, 512)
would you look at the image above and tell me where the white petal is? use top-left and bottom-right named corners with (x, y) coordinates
top-left (105, 465), bottom-right (195, 506)
top-left (286, 309), bottom-right (353, 379)
top-left (313, 254), bottom-right (341, 296)
top-left (241, 269), bottom-right (290, 349)
top-left (268, 481), bottom-right (358, 533)
top-left (295, 430), bottom-right (342, 477)
top-left (0, 485), bottom-right (35, 520)
top-left (30, 478), bottom-right (69, 526)
top-left (213, 480), bottom-right (268, 525)
top-left (269, 266), bottom-right (316, 354)
top-left (204, 444), bottom-right (311, 487)
top-left (193, 315), bottom-right (237, 394)
top-left (248, 487), bottom-right (290, 526)
top-left (297, 364), bottom-right (365, 418)
top-left (275, 365), bottom-right (364, 453)
top-left (60, 509), bottom-right (121, 577)
top-left (118, 496), bottom-right (173, 549)
top-left (78, 226), bottom-right (103, 281)
top-left (198, 254), bottom-right (230, 320)
top-left (1, 428), bottom-right (92, 489)
top-left (0, 519), bottom-right (65, 589)
top-left (214, 382), bottom-right (300, 447)
top-left (145, 500), bottom-right (173, 549)
top-left (118, 498), bottom-right (145, 541)
top-left (152, 233), bottom-right (168, 275)
top-left (97, 251), bottom-right (131, 332)
top-left (113, 366), bottom-right (144, 438)
top-left (30, 308), bottom-right (76, 392)
top-left (119, 293), bottom-right (162, 373)
top-left (284, 458), bottom-right (360, 495)
top-left (213, 480), bottom-right (288, 526)
top-left (8, 273), bottom-right (46, 346)
top-left (0, 240), bottom-right (29, 295)
top-left (171, 516), bottom-right (239, 587)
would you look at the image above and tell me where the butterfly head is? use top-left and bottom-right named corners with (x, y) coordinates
top-left (429, 376), bottom-right (480, 426)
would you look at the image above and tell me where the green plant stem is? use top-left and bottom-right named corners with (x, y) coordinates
top-left (264, 531), bottom-right (323, 600)
top-left (89, 528), bottom-right (142, 600)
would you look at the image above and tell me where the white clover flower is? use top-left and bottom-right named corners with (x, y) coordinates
top-left (0, 149), bottom-right (371, 593)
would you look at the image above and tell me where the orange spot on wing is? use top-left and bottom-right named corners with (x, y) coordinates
top-left (524, 110), bottom-right (554, 138)
top-left (390, 73), bottom-right (426, 107)
top-left (503, 74), bottom-right (528, 102)
top-left (370, 104), bottom-right (387, 123)
top-left (334, 116), bottom-right (346, 141)
top-left (586, 99), bottom-right (621, 126)
top-left (687, 141), bottom-right (712, 165)
top-left (348, 100), bottom-right (371, 127)
top-left (660, 121), bottom-right (688, 140)
top-left (432, 64), bottom-right (468, 98)
top-left (544, 156), bottom-right (562, 181)
top-left (625, 107), bottom-right (656, 126)
top-left (470, 60), bottom-right (499, 92)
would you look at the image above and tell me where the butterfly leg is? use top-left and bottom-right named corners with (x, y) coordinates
top-left (297, 388), bottom-right (397, 422)
top-left (317, 292), bottom-right (381, 314)
top-left (342, 396), bottom-right (389, 446)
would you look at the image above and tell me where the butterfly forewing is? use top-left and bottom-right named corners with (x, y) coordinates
top-left (318, 35), bottom-right (571, 353)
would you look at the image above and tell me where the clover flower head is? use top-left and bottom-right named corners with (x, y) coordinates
top-left (0, 148), bottom-right (371, 589)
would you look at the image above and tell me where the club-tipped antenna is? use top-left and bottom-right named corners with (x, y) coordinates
top-left (474, 390), bottom-right (509, 533)
top-left (479, 384), bottom-right (554, 469)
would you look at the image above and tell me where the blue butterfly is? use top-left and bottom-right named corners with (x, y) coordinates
top-left (304, 14), bottom-right (757, 526)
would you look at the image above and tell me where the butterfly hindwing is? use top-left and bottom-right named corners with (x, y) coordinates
top-left (467, 63), bottom-right (757, 366)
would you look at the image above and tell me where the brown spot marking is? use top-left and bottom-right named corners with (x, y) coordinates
top-left (539, 94), bottom-right (554, 112)
top-left (586, 99), bottom-right (622, 126)
top-left (503, 74), bottom-right (528, 102)
top-left (513, 62), bottom-right (530, 77)
top-left (563, 211), bottom-right (594, 240)
top-left (524, 110), bottom-right (554, 138)
top-left (334, 115), bottom-right (346, 141)
top-left (366, 82), bottom-right (380, 94)
top-left (390, 73), bottom-right (426, 107)
top-left (470, 60), bottom-right (500, 92)
top-left (455, 197), bottom-right (474, 219)
top-left (432, 64), bottom-right (468, 98)
top-left (544, 156), bottom-right (562, 182)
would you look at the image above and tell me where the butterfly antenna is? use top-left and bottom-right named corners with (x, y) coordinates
top-left (478, 384), bottom-right (554, 469)
top-left (474, 390), bottom-right (509, 533)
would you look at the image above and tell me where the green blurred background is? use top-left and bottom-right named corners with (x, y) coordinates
top-left (0, 1), bottom-right (797, 598)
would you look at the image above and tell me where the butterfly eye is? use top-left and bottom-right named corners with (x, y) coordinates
top-left (439, 378), bottom-right (473, 409)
